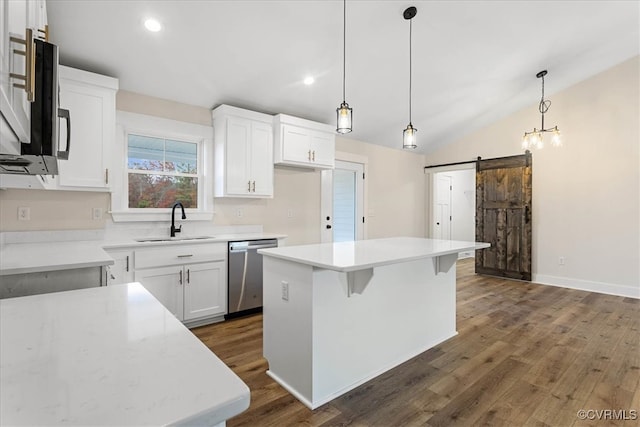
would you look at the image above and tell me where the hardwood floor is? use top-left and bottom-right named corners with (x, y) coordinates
top-left (191, 259), bottom-right (639, 426)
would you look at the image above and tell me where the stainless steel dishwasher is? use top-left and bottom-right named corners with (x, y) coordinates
top-left (227, 239), bottom-right (278, 318)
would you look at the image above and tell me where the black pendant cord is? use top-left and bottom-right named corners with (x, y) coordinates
top-left (408, 17), bottom-right (412, 125)
top-left (342, 0), bottom-right (346, 103)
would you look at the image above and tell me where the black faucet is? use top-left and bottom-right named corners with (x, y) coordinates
top-left (171, 202), bottom-right (186, 237)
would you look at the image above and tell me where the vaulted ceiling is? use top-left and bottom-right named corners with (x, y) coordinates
top-left (47, 1), bottom-right (639, 154)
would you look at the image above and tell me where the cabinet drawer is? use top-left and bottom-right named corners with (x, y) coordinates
top-left (135, 243), bottom-right (226, 269)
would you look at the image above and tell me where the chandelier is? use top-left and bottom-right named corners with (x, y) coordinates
top-left (522, 70), bottom-right (561, 150)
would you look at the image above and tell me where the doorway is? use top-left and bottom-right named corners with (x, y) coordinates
top-left (428, 167), bottom-right (476, 257)
top-left (475, 153), bottom-right (532, 280)
top-left (320, 159), bottom-right (365, 243)
top-left (434, 174), bottom-right (452, 240)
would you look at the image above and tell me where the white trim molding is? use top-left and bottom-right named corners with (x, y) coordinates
top-left (533, 274), bottom-right (640, 299)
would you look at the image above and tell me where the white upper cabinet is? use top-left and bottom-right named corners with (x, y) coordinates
top-left (212, 104), bottom-right (274, 198)
top-left (274, 114), bottom-right (335, 169)
top-left (1, 0), bottom-right (48, 145)
top-left (56, 66), bottom-right (118, 190)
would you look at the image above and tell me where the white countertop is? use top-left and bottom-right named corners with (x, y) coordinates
top-left (0, 232), bottom-right (287, 276)
top-left (0, 240), bottom-right (115, 275)
top-left (259, 237), bottom-right (490, 272)
top-left (0, 283), bottom-right (250, 426)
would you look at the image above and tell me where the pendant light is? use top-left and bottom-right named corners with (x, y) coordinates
top-left (402, 6), bottom-right (417, 149)
top-left (336, 0), bottom-right (352, 134)
top-left (522, 70), bottom-right (562, 150)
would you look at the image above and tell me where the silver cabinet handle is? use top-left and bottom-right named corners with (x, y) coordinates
top-left (312, 150), bottom-right (315, 161)
top-left (308, 149), bottom-right (311, 161)
top-left (252, 180), bottom-right (256, 192)
top-left (179, 270), bottom-right (183, 285)
top-left (125, 255), bottom-right (129, 272)
top-left (177, 254), bottom-right (193, 258)
top-left (248, 180), bottom-right (251, 192)
top-left (187, 269), bottom-right (190, 284)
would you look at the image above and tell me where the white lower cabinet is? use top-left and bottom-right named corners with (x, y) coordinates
top-left (135, 266), bottom-right (184, 319)
top-left (133, 243), bottom-right (227, 324)
top-left (104, 249), bottom-right (133, 285)
top-left (183, 261), bottom-right (226, 321)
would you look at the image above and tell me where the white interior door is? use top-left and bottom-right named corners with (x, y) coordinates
top-left (434, 174), bottom-right (452, 240)
top-left (321, 160), bottom-right (364, 243)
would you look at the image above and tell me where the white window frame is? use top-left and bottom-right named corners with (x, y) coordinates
top-left (111, 111), bottom-right (214, 222)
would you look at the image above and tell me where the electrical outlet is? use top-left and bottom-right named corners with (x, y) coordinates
top-left (559, 256), bottom-right (565, 266)
top-left (287, 209), bottom-right (293, 218)
top-left (281, 281), bottom-right (289, 301)
top-left (92, 207), bottom-right (103, 220)
top-left (18, 207), bottom-right (30, 221)
top-left (236, 208), bottom-right (244, 218)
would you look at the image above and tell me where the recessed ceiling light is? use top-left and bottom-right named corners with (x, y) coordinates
top-left (303, 76), bottom-right (315, 85)
top-left (144, 18), bottom-right (162, 32)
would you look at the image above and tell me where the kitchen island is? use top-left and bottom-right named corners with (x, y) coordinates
top-left (0, 283), bottom-right (249, 426)
top-left (259, 237), bottom-right (489, 409)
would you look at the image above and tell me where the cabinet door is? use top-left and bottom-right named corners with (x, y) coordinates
top-left (249, 121), bottom-right (273, 196)
top-left (224, 116), bottom-right (251, 195)
top-left (310, 131), bottom-right (335, 168)
top-left (135, 266), bottom-right (184, 320)
top-left (183, 261), bottom-right (226, 321)
top-left (57, 76), bottom-right (113, 189)
top-left (281, 124), bottom-right (312, 164)
top-left (105, 249), bottom-right (134, 285)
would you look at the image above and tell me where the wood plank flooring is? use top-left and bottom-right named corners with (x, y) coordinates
top-left (191, 259), bottom-right (639, 426)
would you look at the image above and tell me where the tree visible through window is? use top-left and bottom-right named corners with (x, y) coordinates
top-left (127, 134), bottom-right (199, 208)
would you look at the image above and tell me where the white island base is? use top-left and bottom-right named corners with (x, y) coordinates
top-left (260, 237), bottom-right (489, 409)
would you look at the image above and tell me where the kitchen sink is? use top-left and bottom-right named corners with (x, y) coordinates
top-left (134, 236), bottom-right (215, 243)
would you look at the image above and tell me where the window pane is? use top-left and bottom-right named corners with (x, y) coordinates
top-left (128, 134), bottom-right (165, 171)
top-left (332, 169), bottom-right (356, 242)
top-left (165, 139), bottom-right (197, 173)
top-left (128, 173), bottom-right (198, 209)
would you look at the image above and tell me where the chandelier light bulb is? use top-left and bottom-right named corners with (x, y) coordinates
top-left (551, 129), bottom-right (562, 147)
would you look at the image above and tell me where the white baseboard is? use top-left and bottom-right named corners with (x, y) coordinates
top-left (533, 274), bottom-right (640, 299)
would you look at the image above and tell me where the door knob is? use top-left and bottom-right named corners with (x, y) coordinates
top-left (326, 225), bottom-right (332, 229)
top-left (436, 222), bottom-right (440, 225)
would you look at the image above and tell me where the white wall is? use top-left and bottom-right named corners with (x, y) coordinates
top-left (0, 91), bottom-right (428, 246)
top-left (426, 56), bottom-right (640, 298)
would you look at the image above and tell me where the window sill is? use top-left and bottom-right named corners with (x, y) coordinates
top-left (110, 211), bottom-right (214, 223)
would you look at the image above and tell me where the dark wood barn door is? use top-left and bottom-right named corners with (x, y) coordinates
top-left (475, 152), bottom-right (532, 280)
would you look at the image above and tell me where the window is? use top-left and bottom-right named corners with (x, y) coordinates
top-left (127, 134), bottom-right (199, 209)
top-left (111, 111), bottom-right (214, 222)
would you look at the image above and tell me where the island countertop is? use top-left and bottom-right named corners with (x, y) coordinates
top-left (258, 237), bottom-right (490, 272)
top-left (0, 283), bottom-right (249, 426)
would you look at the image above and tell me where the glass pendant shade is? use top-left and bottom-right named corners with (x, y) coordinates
top-left (403, 123), bottom-right (417, 149)
top-left (337, 102), bottom-right (352, 134)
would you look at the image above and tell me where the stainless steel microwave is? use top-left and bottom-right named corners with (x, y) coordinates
top-left (0, 38), bottom-right (70, 175)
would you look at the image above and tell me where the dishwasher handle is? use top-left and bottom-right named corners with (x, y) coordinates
top-left (229, 240), bottom-right (278, 252)
top-left (246, 243), bottom-right (277, 250)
